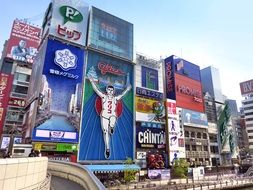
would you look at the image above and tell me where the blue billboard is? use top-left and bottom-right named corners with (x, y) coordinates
top-left (181, 109), bottom-right (208, 128)
top-left (79, 51), bottom-right (134, 161)
top-left (141, 66), bottom-right (159, 90)
top-left (164, 57), bottom-right (176, 100)
top-left (88, 7), bottom-right (133, 61)
top-left (32, 39), bottom-right (85, 143)
top-left (165, 55), bottom-right (201, 82)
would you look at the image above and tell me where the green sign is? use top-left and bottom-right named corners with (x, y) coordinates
top-left (60, 6), bottom-right (83, 24)
top-left (56, 143), bottom-right (77, 152)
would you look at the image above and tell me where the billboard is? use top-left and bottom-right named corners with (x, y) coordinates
top-left (240, 79), bottom-right (253, 96)
top-left (165, 55), bottom-right (201, 82)
top-left (175, 73), bottom-right (204, 113)
top-left (164, 60), bottom-right (176, 100)
top-left (136, 87), bottom-right (163, 100)
top-left (88, 7), bottom-right (133, 60)
top-left (166, 99), bottom-right (185, 165)
top-left (6, 20), bottom-right (41, 64)
top-left (141, 66), bottom-right (159, 90)
top-left (181, 109), bottom-right (208, 128)
top-left (32, 39), bottom-right (85, 143)
top-left (42, 0), bottom-right (89, 46)
top-left (135, 96), bottom-right (166, 123)
top-left (79, 51), bottom-right (134, 161)
top-left (0, 73), bottom-right (14, 134)
top-left (8, 97), bottom-right (26, 107)
top-left (136, 128), bottom-right (166, 149)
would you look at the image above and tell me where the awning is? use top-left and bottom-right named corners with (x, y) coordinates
top-left (84, 164), bottom-right (141, 173)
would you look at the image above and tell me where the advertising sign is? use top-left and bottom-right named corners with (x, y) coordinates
top-left (6, 20), bottom-right (40, 64)
top-left (136, 121), bottom-right (163, 129)
top-left (32, 39), bottom-right (85, 143)
top-left (166, 99), bottom-right (185, 165)
top-left (88, 7), bottom-right (133, 60)
top-left (147, 152), bottom-right (166, 169)
top-left (148, 169), bottom-right (162, 180)
top-left (47, 0), bottom-right (89, 46)
top-left (181, 109), bottom-right (208, 128)
top-left (161, 169), bottom-right (171, 180)
top-left (136, 87), bottom-right (163, 100)
top-left (164, 60), bottom-right (176, 100)
top-left (8, 97), bottom-right (26, 107)
top-left (136, 97), bottom-right (165, 123)
top-left (175, 73), bottom-right (204, 113)
top-left (141, 66), bottom-right (158, 90)
top-left (240, 79), bottom-right (253, 96)
top-left (0, 73), bottom-right (14, 133)
top-left (0, 136), bottom-right (11, 149)
top-left (136, 127), bottom-right (166, 149)
top-left (79, 51), bottom-right (134, 161)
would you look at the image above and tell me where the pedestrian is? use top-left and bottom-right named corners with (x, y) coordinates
top-left (28, 149), bottom-right (37, 157)
top-left (3, 151), bottom-right (12, 158)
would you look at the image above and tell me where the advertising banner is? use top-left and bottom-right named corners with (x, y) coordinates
top-left (136, 97), bottom-right (165, 123)
top-left (148, 169), bottom-right (162, 180)
top-left (32, 39), bottom-right (85, 143)
top-left (136, 87), bottom-right (163, 100)
top-left (8, 97), bottom-right (26, 107)
top-left (0, 136), bottom-right (11, 149)
top-left (164, 60), bottom-right (176, 100)
top-left (181, 109), bottom-right (208, 128)
top-left (88, 7), bottom-right (133, 60)
top-left (147, 152), bottom-right (166, 169)
top-left (166, 99), bottom-right (185, 165)
top-left (79, 51), bottom-right (134, 161)
top-left (175, 73), bottom-right (204, 113)
top-left (141, 66), bottom-right (159, 90)
top-left (136, 127), bottom-right (166, 149)
top-left (136, 121), bottom-right (163, 129)
top-left (6, 20), bottom-right (40, 64)
top-left (240, 79), bottom-right (253, 96)
top-left (0, 73), bottom-right (14, 133)
top-left (43, 0), bottom-right (89, 46)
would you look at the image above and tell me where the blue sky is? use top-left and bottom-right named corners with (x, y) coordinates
top-left (1, 0), bottom-right (252, 108)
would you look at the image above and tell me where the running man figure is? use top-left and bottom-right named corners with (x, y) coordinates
top-left (88, 76), bottom-right (132, 159)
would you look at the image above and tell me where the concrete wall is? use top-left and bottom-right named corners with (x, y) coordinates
top-left (48, 161), bottom-right (105, 190)
top-left (0, 157), bottom-right (49, 190)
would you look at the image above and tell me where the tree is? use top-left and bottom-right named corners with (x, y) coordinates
top-left (173, 159), bottom-right (189, 178)
top-left (123, 157), bottom-right (137, 183)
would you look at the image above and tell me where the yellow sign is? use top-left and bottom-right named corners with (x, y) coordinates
top-left (135, 96), bottom-right (159, 113)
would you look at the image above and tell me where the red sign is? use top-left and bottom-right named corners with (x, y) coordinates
top-left (8, 97), bottom-right (26, 107)
top-left (98, 62), bottom-right (125, 75)
top-left (57, 25), bottom-right (81, 41)
top-left (240, 79), bottom-right (253, 95)
top-left (6, 20), bottom-right (41, 63)
top-left (0, 73), bottom-right (14, 135)
top-left (175, 73), bottom-right (204, 113)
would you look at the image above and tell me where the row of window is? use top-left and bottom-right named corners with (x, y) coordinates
top-left (243, 100), bottom-right (253, 105)
top-left (185, 131), bottom-right (208, 139)
top-left (185, 144), bottom-right (208, 151)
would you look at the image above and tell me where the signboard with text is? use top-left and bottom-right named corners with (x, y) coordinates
top-left (6, 20), bottom-right (41, 64)
top-left (32, 39), bottom-right (85, 143)
top-left (240, 79), bottom-right (253, 96)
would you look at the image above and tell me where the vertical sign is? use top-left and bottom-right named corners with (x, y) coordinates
top-left (166, 99), bottom-right (185, 165)
top-left (0, 73), bottom-right (14, 135)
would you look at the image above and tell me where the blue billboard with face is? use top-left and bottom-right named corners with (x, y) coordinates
top-left (79, 51), bottom-right (134, 162)
top-left (32, 39), bottom-right (85, 143)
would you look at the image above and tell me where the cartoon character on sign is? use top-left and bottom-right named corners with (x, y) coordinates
top-left (88, 75), bottom-right (131, 159)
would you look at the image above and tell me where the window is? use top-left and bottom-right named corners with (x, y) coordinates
top-left (191, 132), bottom-right (195, 138)
top-left (203, 146), bottom-right (208, 151)
top-left (203, 133), bottom-right (207, 139)
top-left (197, 132), bottom-right (201, 138)
top-left (14, 73), bottom-right (30, 82)
top-left (185, 131), bottom-right (189, 137)
top-left (192, 145), bottom-right (196, 151)
top-left (185, 145), bottom-right (190, 151)
top-left (12, 85), bottom-right (28, 94)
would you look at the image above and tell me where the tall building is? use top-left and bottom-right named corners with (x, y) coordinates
top-left (240, 79), bottom-right (253, 153)
top-left (203, 92), bottom-right (220, 166)
top-left (0, 19), bottom-right (40, 141)
top-left (164, 55), bottom-right (209, 167)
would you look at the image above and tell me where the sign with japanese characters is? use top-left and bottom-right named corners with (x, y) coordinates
top-left (0, 73), bottom-right (14, 134)
top-left (136, 87), bottom-right (163, 100)
top-left (6, 19), bottom-right (41, 64)
top-left (32, 39), bottom-right (85, 143)
top-left (48, 0), bottom-right (89, 46)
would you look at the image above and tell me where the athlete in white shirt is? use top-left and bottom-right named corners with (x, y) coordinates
top-left (89, 76), bottom-right (131, 159)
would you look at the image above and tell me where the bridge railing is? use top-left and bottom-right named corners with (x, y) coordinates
top-left (48, 160), bottom-right (105, 190)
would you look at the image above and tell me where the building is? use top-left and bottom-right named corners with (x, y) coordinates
top-left (0, 19), bottom-right (41, 147)
top-left (240, 79), bottom-right (253, 154)
top-left (164, 55), bottom-right (209, 167)
top-left (203, 92), bottom-right (220, 166)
